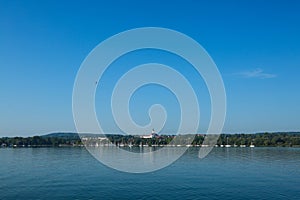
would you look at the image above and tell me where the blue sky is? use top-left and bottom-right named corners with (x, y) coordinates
top-left (1, 0), bottom-right (300, 136)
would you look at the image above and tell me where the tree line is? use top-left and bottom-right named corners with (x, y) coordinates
top-left (0, 136), bottom-right (82, 147)
top-left (1, 132), bottom-right (300, 147)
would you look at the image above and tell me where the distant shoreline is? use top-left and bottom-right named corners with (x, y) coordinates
top-left (1, 132), bottom-right (300, 148)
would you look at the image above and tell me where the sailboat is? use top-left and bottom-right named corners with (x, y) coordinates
top-left (250, 142), bottom-right (255, 148)
top-left (240, 137), bottom-right (246, 147)
top-left (225, 137), bottom-right (231, 147)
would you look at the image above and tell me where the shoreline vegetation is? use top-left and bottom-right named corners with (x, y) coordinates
top-left (1, 132), bottom-right (300, 148)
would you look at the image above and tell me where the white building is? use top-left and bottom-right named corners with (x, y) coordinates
top-left (140, 129), bottom-right (158, 139)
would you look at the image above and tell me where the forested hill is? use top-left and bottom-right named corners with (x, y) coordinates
top-left (42, 132), bottom-right (80, 139)
top-left (0, 132), bottom-right (300, 147)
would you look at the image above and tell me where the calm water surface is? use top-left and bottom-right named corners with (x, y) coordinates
top-left (1, 147), bottom-right (299, 200)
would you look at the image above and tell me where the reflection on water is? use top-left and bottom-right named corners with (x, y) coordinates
top-left (0, 147), bottom-right (299, 199)
top-left (87, 146), bottom-right (189, 173)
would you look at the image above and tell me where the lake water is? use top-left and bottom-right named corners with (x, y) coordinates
top-left (1, 147), bottom-right (300, 199)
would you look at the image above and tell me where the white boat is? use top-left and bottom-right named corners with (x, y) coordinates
top-left (225, 137), bottom-right (231, 147)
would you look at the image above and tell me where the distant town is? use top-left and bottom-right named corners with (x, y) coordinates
top-left (1, 131), bottom-right (300, 148)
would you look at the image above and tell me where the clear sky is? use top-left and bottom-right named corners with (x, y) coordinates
top-left (1, 0), bottom-right (300, 136)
